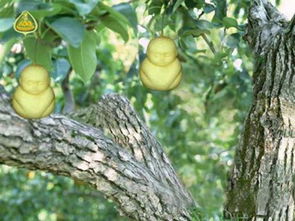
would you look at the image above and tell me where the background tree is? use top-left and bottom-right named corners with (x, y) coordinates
top-left (0, 0), bottom-right (293, 220)
top-left (225, 0), bottom-right (295, 220)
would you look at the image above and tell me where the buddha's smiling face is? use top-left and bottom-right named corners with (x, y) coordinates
top-left (20, 65), bottom-right (50, 95)
top-left (147, 37), bottom-right (177, 66)
top-left (147, 49), bottom-right (177, 66)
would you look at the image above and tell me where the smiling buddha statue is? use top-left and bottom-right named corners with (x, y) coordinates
top-left (12, 64), bottom-right (55, 119)
top-left (140, 36), bottom-right (182, 91)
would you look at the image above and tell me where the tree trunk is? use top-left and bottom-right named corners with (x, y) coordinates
top-left (0, 88), bottom-right (197, 221)
top-left (225, 0), bottom-right (295, 220)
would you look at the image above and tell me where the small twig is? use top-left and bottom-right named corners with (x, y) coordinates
top-left (201, 33), bottom-right (216, 55)
top-left (198, 11), bottom-right (204, 19)
top-left (79, 70), bottom-right (101, 104)
top-left (62, 68), bottom-right (75, 114)
top-left (161, 15), bottom-right (164, 36)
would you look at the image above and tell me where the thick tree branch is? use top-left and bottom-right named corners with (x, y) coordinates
top-left (69, 95), bottom-right (195, 204)
top-left (225, 1), bottom-right (295, 219)
top-left (244, 0), bottom-right (288, 55)
top-left (0, 90), bottom-right (196, 220)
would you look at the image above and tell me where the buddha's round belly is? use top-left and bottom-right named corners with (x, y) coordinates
top-left (18, 92), bottom-right (53, 118)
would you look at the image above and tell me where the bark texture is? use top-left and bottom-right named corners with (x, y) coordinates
top-left (0, 88), bottom-right (196, 221)
top-left (225, 0), bottom-right (295, 220)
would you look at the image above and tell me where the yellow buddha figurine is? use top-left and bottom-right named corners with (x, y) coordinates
top-left (12, 64), bottom-right (55, 119)
top-left (139, 36), bottom-right (182, 91)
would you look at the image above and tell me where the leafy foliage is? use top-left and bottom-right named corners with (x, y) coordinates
top-left (68, 30), bottom-right (97, 82)
top-left (0, 166), bottom-right (128, 221)
top-left (0, 0), bottom-right (269, 219)
top-left (49, 17), bottom-right (85, 48)
top-left (23, 36), bottom-right (53, 70)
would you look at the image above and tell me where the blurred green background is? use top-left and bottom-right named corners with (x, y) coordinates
top-left (0, 0), bottom-right (290, 220)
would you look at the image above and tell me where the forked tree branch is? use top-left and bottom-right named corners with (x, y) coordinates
top-left (0, 88), bottom-right (197, 221)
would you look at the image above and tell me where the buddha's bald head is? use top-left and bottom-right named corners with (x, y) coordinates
top-left (20, 65), bottom-right (50, 95)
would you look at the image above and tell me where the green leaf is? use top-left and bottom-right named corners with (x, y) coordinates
top-left (0, 18), bottom-right (14, 32)
top-left (101, 14), bottom-right (129, 42)
top-left (67, 31), bottom-right (97, 82)
top-left (98, 3), bottom-right (129, 25)
top-left (222, 17), bottom-right (238, 28)
top-left (225, 33), bottom-right (240, 48)
top-left (0, 0), bottom-right (11, 8)
top-left (195, 0), bottom-right (205, 9)
top-left (69, 0), bottom-right (100, 16)
top-left (154, 14), bottom-right (169, 32)
top-left (49, 17), bottom-right (85, 48)
top-left (148, 0), bottom-right (162, 15)
top-left (172, 0), bottom-right (184, 13)
top-left (42, 29), bottom-right (60, 45)
top-left (179, 35), bottom-right (198, 53)
top-left (184, 0), bottom-right (195, 8)
top-left (195, 20), bottom-right (214, 30)
top-left (184, 0), bottom-right (204, 9)
top-left (112, 3), bottom-right (137, 34)
top-left (170, 10), bottom-right (184, 32)
top-left (15, 0), bottom-right (50, 14)
top-left (23, 37), bottom-right (53, 70)
top-left (0, 28), bottom-right (22, 43)
top-left (0, 5), bottom-right (14, 17)
top-left (212, 0), bottom-right (226, 23)
top-left (97, 2), bottom-right (131, 41)
top-left (204, 3), bottom-right (215, 13)
top-left (52, 58), bottom-right (71, 82)
top-left (29, 3), bottom-right (62, 19)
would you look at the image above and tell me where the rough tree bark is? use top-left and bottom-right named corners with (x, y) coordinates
top-left (0, 87), bottom-right (197, 221)
top-left (225, 0), bottom-right (295, 220)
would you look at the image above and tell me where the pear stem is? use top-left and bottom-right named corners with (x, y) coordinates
top-left (161, 15), bottom-right (164, 36)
